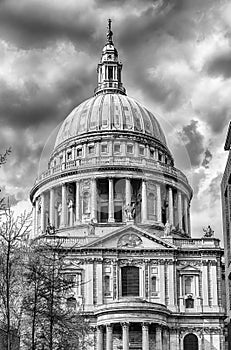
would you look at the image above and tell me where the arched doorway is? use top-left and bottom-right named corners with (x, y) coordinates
top-left (183, 333), bottom-right (198, 350)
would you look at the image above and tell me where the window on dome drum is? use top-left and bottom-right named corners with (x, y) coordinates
top-left (150, 149), bottom-right (154, 158)
top-left (67, 152), bottom-right (72, 161)
top-left (127, 144), bottom-right (134, 154)
top-left (88, 145), bottom-right (95, 154)
top-left (158, 153), bottom-right (162, 161)
top-left (139, 146), bottom-right (144, 156)
top-left (77, 148), bottom-right (82, 157)
top-left (121, 266), bottom-right (139, 297)
top-left (104, 275), bottom-right (110, 295)
top-left (114, 144), bottom-right (121, 153)
top-left (101, 144), bottom-right (108, 153)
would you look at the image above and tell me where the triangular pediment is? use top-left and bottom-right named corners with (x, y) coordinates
top-left (85, 225), bottom-right (176, 250)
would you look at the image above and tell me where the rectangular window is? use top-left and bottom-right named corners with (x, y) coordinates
top-left (185, 276), bottom-right (193, 294)
top-left (101, 144), bottom-right (108, 153)
top-left (139, 146), bottom-right (145, 156)
top-left (122, 266), bottom-right (139, 296)
top-left (77, 148), bottom-right (82, 157)
top-left (114, 144), bottom-right (121, 153)
top-left (88, 145), bottom-right (95, 154)
top-left (104, 275), bottom-right (110, 296)
top-left (67, 152), bottom-right (72, 160)
top-left (151, 276), bottom-right (157, 294)
top-left (127, 144), bottom-right (134, 154)
top-left (150, 149), bottom-right (154, 158)
top-left (108, 66), bottom-right (113, 80)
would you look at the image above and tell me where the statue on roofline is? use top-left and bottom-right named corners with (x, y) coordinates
top-left (203, 225), bottom-right (214, 237)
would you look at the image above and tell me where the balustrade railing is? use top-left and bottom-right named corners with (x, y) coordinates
top-left (35, 156), bottom-right (188, 184)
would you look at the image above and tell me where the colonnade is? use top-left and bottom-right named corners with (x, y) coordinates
top-left (34, 177), bottom-right (190, 235)
top-left (96, 323), bottom-right (172, 350)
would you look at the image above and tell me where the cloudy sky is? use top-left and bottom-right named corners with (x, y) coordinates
top-left (0, 0), bottom-right (230, 242)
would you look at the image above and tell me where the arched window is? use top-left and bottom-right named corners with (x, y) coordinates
top-left (121, 266), bottom-right (139, 297)
top-left (183, 334), bottom-right (198, 350)
top-left (151, 276), bottom-right (157, 294)
top-left (67, 297), bottom-right (77, 310)
top-left (82, 191), bottom-right (90, 215)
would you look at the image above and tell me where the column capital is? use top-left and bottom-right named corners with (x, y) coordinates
top-left (121, 322), bottom-right (129, 328)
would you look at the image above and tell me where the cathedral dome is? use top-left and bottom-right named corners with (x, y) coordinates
top-left (54, 93), bottom-right (167, 149)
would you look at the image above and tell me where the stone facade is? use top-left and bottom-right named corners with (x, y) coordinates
top-left (30, 21), bottom-right (225, 350)
top-left (221, 121), bottom-right (231, 349)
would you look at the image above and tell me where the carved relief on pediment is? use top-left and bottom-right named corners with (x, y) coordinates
top-left (117, 233), bottom-right (143, 248)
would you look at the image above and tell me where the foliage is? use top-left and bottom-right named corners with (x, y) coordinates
top-left (0, 206), bottom-right (31, 350)
top-left (22, 237), bottom-right (89, 350)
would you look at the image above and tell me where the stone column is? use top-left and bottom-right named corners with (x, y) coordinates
top-left (141, 179), bottom-right (147, 222)
top-left (97, 326), bottom-right (104, 350)
top-left (61, 184), bottom-right (67, 227)
top-left (156, 326), bottom-right (163, 350)
top-left (142, 323), bottom-right (149, 350)
top-left (40, 193), bottom-right (45, 232)
top-left (108, 178), bottom-right (114, 222)
top-left (184, 197), bottom-right (188, 234)
top-left (68, 200), bottom-right (74, 226)
top-left (106, 324), bottom-right (113, 350)
top-left (125, 178), bottom-right (131, 205)
top-left (49, 188), bottom-right (55, 226)
top-left (168, 187), bottom-right (174, 225)
top-left (91, 177), bottom-right (97, 222)
top-left (177, 191), bottom-right (182, 230)
top-left (163, 328), bottom-right (170, 350)
top-left (35, 199), bottom-right (39, 235)
top-left (75, 181), bottom-right (80, 223)
top-left (156, 184), bottom-right (162, 222)
top-left (122, 323), bottom-right (129, 350)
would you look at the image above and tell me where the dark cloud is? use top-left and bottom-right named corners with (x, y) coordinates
top-left (201, 149), bottom-right (212, 168)
top-left (205, 50), bottom-right (231, 78)
top-left (0, 1), bottom-right (99, 50)
top-left (196, 104), bottom-right (230, 135)
top-left (0, 55), bottom-right (95, 130)
top-left (178, 120), bottom-right (204, 167)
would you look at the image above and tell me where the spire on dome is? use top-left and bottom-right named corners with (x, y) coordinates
top-left (94, 20), bottom-right (126, 96)
top-left (107, 19), bottom-right (113, 44)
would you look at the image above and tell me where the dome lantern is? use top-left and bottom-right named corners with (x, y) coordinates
top-left (94, 19), bottom-right (126, 96)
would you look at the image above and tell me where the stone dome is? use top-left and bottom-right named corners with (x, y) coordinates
top-left (55, 93), bottom-right (167, 149)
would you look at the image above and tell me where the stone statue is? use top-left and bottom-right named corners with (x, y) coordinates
top-left (164, 221), bottom-right (172, 236)
top-left (68, 199), bottom-right (73, 208)
top-left (203, 225), bottom-right (214, 237)
top-left (88, 219), bottom-right (95, 235)
top-left (124, 203), bottom-right (135, 220)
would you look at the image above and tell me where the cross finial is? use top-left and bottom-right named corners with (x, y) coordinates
top-left (107, 18), bottom-right (113, 44)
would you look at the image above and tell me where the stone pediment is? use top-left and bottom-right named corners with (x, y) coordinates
top-left (85, 225), bottom-right (176, 250)
top-left (178, 265), bottom-right (201, 273)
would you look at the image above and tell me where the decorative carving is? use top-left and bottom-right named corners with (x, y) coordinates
top-left (117, 233), bottom-right (143, 248)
